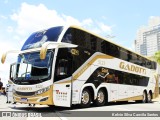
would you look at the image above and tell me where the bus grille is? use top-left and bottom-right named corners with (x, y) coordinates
top-left (15, 91), bottom-right (35, 96)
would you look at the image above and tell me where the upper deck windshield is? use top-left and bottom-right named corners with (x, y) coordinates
top-left (14, 50), bottom-right (53, 84)
top-left (21, 26), bottom-right (63, 50)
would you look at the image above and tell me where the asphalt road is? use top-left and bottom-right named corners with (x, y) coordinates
top-left (0, 95), bottom-right (160, 120)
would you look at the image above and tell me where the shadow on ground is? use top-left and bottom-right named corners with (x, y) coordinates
top-left (11, 101), bottom-right (156, 112)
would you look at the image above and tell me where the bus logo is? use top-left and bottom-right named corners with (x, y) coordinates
top-left (71, 49), bottom-right (79, 55)
top-left (17, 87), bottom-right (32, 91)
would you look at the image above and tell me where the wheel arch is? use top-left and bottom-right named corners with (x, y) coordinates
top-left (96, 87), bottom-right (108, 103)
top-left (79, 83), bottom-right (96, 104)
top-left (96, 85), bottom-right (109, 101)
top-left (148, 90), bottom-right (153, 99)
top-left (143, 89), bottom-right (147, 94)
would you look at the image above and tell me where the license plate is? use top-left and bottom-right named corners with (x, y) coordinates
top-left (20, 98), bottom-right (28, 102)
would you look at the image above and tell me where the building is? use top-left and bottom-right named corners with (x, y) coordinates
top-left (135, 17), bottom-right (160, 56)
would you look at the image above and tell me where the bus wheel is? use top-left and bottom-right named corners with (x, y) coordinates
top-left (147, 92), bottom-right (152, 103)
top-left (142, 91), bottom-right (147, 103)
top-left (48, 105), bottom-right (54, 108)
top-left (95, 89), bottom-right (106, 106)
top-left (80, 88), bottom-right (91, 107)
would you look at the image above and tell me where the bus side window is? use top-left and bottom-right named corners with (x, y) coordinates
top-left (57, 59), bottom-right (69, 76)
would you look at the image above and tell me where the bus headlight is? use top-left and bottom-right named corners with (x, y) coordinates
top-left (35, 86), bottom-right (50, 95)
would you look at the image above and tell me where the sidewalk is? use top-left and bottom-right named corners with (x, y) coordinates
top-left (0, 95), bottom-right (16, 111)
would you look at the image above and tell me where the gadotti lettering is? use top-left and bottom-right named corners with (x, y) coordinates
top-left (119, 62), bottom-right (146, 74)
top-left (17, 87), bottom-right (32, 90)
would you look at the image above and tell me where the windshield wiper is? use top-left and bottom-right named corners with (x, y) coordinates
top-left (30, 78), bottom-right (43, 82)
top-left (14, 77), bottom-right (44, 84)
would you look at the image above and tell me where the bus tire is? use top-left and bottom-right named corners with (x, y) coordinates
top-left (95, 89), bottom-right (106, 106)
top-left (142, 91), bottom-right (147, 103)
top-left (48, 105), bottom-right (54, 108)
top-left (147, 92), bottom-right (152, 103)
top-left (80, 88), bottom-right (91, 108)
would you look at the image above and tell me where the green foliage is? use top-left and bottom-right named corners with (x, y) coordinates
top-left (154, 51), bottom-right (160, 65)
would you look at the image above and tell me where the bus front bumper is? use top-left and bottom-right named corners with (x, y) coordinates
top-left (13, 86), bottom-right (54, 105)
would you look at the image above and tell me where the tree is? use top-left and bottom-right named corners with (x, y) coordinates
top-left (154, 51), bottom-right (160, 65)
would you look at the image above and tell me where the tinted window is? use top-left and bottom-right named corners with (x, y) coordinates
top-left (87, 67), bottom-right (149, 87)
top-left (22, 26), bottom-right (63, 50)
top-left (54, 48), bottom-right (72, 82)
top-left (62, 28), bottom-right (156, 70)
top-left (62, 28), bottom-right (101, 51)
top-left (54, 47), bottom-right (94, 82)
top-left (72, 47), bottom-right (94, 72)
top-left (120, 48), bottom-right (128, 61)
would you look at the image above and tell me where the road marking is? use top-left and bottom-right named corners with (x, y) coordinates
top-left (55, 111), bottom-right (68, 120)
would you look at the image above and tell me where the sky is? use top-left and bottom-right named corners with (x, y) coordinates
top-left (0, 0), bottom-right (160, 86)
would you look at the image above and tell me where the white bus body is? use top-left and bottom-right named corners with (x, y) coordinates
top-left (1, 25), bottom-right (159, 107)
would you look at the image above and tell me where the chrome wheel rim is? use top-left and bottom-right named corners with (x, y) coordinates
top-left (82, 91), bottom-right (89, 104)
top-left (97, 91), bottom-right (105, 103)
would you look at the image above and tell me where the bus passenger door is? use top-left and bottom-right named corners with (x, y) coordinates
top-left (53, 55), bottom-right (72, 107)
top-left (53, 79), bottom-right (72, 107)
top-left (10, 63), bottom-right (16, 82)
top-left (7, 63), bottom-right (16, 103)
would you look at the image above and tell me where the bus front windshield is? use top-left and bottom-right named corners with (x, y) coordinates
top-left (15, 50), bottom-right (53, 84)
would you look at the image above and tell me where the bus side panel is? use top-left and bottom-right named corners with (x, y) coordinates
top-left (72, 64), bottom-right (97, 104)
top-left (109, 83), bottom-right (119, 101)
top-left (72, 80), bottom-right (86, 104)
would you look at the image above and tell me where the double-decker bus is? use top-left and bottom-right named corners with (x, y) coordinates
top-left (1, 25), bottom-right (159, 107)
